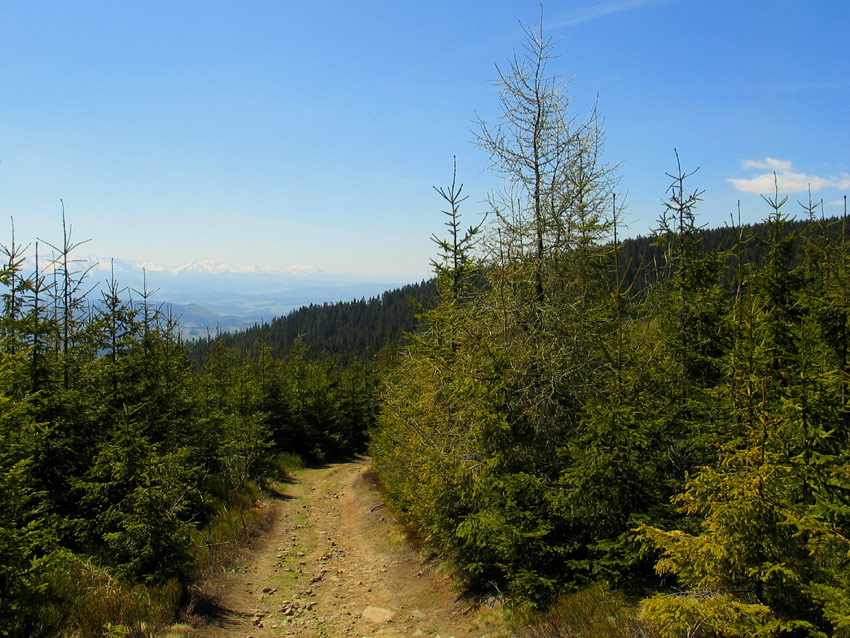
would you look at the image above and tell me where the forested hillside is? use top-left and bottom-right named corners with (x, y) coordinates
top-left (190, 219), bottom-right (840, 371)
top-left (189, 279), bottom-right (437, 366)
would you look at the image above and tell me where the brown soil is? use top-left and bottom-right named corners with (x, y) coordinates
top-left (182, 459), bottom-right (508, 638)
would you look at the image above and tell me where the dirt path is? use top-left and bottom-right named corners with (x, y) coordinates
top-left (192, 459), bottom-right (508, 638)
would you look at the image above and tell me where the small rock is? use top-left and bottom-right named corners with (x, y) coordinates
top-left (362, 606), bottom-right (396, 623)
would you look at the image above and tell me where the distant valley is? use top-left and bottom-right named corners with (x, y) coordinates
top-left (64, 257), bottom-right (414, 337)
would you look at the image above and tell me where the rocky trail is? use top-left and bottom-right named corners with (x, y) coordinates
top-left (183, 459), bottom-right (508, 638)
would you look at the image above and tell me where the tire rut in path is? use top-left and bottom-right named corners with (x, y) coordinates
top-left (196, 459), bottom-right (506, 638)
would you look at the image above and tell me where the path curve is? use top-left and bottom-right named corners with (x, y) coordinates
top-left (192, 459), bottom-right (507, 638)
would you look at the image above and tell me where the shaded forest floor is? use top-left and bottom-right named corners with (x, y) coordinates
top-left (176, 459), bottom-right (508, 638)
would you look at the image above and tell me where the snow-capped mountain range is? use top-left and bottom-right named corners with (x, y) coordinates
top-left (21, 255), bottom-right (414, 337)
top-left (78, 256), bottom-right (368, 281)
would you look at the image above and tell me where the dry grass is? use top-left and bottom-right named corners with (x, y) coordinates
top-left (182, 480), bottom-right (282, 621)
top-left (514, 582), bottom-right (659, 638)
top-left (40, 554), bottom-right (180, 638)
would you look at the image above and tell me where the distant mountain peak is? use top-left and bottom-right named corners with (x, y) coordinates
top-left (77, 256), bottom-right (328, 277)
top-left (170, 259), bottom-right (240, 275)
top-left (284, 264), bottom-right (320, 276)
top-left (20, 254), bottom-right (407, 286)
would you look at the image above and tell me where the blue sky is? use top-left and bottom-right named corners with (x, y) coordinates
top-left (1, 1), bottom-right (848, 280)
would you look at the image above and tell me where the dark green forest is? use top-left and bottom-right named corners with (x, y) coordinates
top-left (3, 23), bottom-right (849, 638)
top-left (188, 278), bottom-right (436, 366)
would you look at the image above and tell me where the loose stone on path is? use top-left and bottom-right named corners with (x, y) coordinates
top-left (361, 605), bottom-right (396, 623)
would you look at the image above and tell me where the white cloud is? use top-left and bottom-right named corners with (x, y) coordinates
top-left (727, 158), bottom-right (850, 194)
top-left (828, 199), bottom-right (847, 208)
top-left (741, 157), bottom-right (793, 172)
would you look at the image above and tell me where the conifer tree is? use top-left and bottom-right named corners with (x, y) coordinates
top-left (76, 408), bottom-right (197, 583)
top-left (0, 315), bottom-right (56, 636)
